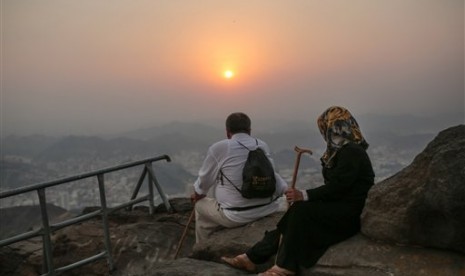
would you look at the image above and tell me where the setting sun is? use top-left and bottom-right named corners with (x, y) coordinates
top-left (224, 70), bottom-right (234, 79)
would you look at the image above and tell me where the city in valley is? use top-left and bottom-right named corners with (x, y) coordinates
top-left (0, 118), bottom-right (451, 212)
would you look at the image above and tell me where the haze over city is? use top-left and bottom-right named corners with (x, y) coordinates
top-left (1, 0), bottom-right (464, 137)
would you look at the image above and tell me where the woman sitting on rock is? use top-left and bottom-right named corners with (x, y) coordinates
top-left (221, 106), bottom-right (375, 276)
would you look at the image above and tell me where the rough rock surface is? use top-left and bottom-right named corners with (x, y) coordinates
top-left (192, 212), bottom-right (282, 273)
top-left (361, 125), bottom-right (465, 253)
top-left (150, 258), bottom-right (248, 276)
top-left (304, 234), bottom-right (465, 276)
top-left (194, 215), bottom-right (465, 276)
top-left (0, 199), bottom-right (197, 276)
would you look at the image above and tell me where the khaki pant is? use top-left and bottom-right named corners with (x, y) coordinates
top-left (195, 198), bottom-right (245, 243)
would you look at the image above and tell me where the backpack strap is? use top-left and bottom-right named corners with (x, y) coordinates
top-left (220, 138), bottom-right (268, 198)
top-left (236, 139), bottom-right (258, 151)
top-left (220, 138), bottom-right (259, 192)
top-left (220, 169), bottom-right (242, 194)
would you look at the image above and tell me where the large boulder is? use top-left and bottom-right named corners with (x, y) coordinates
top-left (305, 234), bottom-right (465, 276)
top-left (361, 125), bottom-right (465, 253)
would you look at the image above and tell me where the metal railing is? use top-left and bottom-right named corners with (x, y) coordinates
top-left (0, 155), bottom-right (173, 276)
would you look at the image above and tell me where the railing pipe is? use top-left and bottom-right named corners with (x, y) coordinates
top-left (38, 188), bottom-right (55, 275)
top-left (51, 210), bottom-right (101, 232)
top-left (0, 154), bottom-right (173, 275)
top-left (146, 163), bottom-right (156, 215)
top-left (97, 174), bottom-right (114, 271)
top-left (0, 228), bottom-right (42, 247)
top-left (1, 181), bottom-right (160, 247)
top-left (129, 166), bottom-right (147, 203)
top-left (0, 155), bottom-right (171, 199)
top-left (109, 195), bottom-right (150, 214)
top-left (51, 252), bottom-right (107, 276)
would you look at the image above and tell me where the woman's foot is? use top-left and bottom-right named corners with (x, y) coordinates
top-left (221, 254), bottom-right (256, 273)
top-left (257, 265), bottom-right (295, 276)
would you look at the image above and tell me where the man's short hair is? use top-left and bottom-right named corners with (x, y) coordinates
top-left (226, 112), bottom-right (251, 134)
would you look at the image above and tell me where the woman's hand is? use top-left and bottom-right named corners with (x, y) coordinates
top-left (285, 188), bottom-right (304, 203)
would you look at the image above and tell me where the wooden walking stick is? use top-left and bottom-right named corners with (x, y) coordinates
top-left (174, 208), bottom-right (195, 259)
top-left (290, 146), bottom-right (313, 190)
top-left (275, 146), bottom-right (313, 263)
top-left (287, 146), bottom-right (313, 208)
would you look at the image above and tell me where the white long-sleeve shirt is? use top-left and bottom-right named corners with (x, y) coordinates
top-left (194, 133), bottom-right (288, 223)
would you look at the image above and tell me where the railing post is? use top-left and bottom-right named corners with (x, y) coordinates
top-left (37, 188), bottom-right (55, 276)
top-left (97, 174), bottom-right (115, 271)
top-left (146, 163), bottom-right (172, 213)
top-left (145, 163), bottom-right (155, 215)
top-left (129, 166), bottom-right (147, 202)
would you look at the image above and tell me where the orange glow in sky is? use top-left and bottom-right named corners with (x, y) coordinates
top-left (2, 1), bottom-right (463, 136)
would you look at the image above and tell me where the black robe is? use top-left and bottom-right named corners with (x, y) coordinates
top-left (247, 142), bottom-right (375, 271)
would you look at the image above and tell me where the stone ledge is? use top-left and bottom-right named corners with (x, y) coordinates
top-left (304, 234), bottom-right (465, 276)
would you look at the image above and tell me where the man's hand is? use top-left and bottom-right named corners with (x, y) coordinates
top-left (190, 192), bottom-right (206, 203)
top-left (285, 188), bottom-right (303, 203)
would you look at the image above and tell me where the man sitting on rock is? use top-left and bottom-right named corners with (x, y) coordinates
top-left (191, 112), bottom-right (288, 243)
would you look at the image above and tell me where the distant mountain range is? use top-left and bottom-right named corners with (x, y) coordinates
top-left (5, 112), bottom-right (462, 159)
top-left (116, 121), bottom-right (224, 142)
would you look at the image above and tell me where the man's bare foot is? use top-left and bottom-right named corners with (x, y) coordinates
top-left (221, 254), bottom-right (256, 272)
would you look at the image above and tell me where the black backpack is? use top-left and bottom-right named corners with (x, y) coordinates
top-left (221, 139), bottom-right (276, 199)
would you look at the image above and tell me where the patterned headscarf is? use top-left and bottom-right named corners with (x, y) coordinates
top-left (317, 106), bottom-right (368, 168)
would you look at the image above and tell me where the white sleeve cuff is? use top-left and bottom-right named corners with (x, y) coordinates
top-left (300, 189), bottom-right (308, 201)
top-left (194, 179), bottom-right (206, 195)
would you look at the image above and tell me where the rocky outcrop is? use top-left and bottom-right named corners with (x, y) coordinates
top-left (0, 199), bottom-right (197, 276)
top-left (191, 125), bottom-right (465, 275)
top-left (361, 125), bottom-right (465, 253)
top-left (2, 125), bottom-right (464, 275)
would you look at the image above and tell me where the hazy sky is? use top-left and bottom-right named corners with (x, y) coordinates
top-left (1, 0), bottom-right (464, 136)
